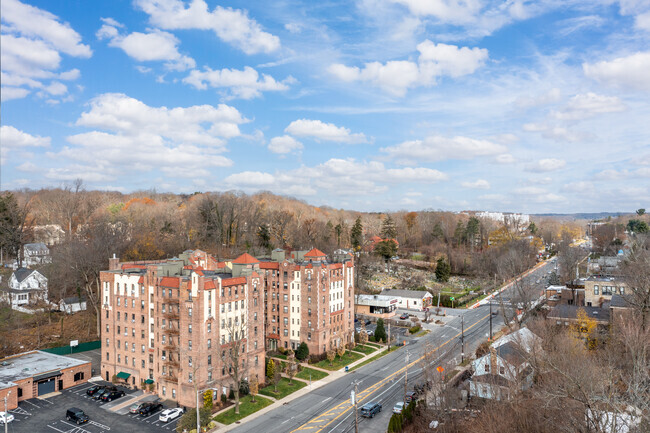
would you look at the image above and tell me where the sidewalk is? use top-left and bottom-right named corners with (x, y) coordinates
top-left (210, 345), bottom-right (389, 432)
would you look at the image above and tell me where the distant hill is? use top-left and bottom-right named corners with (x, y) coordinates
top-left (532, 212), bottom-right (630, 221)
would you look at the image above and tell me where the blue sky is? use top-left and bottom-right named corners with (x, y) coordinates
top-left (2, 0), bottom-right (649, 213)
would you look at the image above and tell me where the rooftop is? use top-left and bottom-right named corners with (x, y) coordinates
top-left (0, 351), bottom-right (89, 388)
top-left (548, 305), bottom-right (611, 323)
top-left (380, 288), bottom-right (432, 299)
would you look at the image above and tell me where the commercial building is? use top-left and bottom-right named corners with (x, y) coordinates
top-left (379, 288), bottom-right (433, 311)
top-left (0, 351), bottom-right (91, 410)
top-left (355, 294), bottom-right (398, 319)
top-left (99, 248), bottom-right (354, 407)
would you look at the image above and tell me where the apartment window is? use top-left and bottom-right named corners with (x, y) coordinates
top-left (207, 355), bottom-right (212, 366)
top-left (207, 371), bottom-right (212, 382)
top-left (284, 329), bottom-right (288, 336)
top-left (485, 364), bottom-right (490, 372)
top-left (221, 336), bottom-right (225, 344)
top-left (254, 312), bottom-right (258, 321)
top-left (620, 287), bottom-right (625, 294)
top-left (189, 356), bottom-right (193, 367)
top-left (283, 306), bottom-right (288, 313)
top-left (235, 301), bottom-right (238, 311)
top-left (500, 367), bottom-right (505, 375)
top-left (241, 300), bottom-right (244, 308)
top-left (106, 352), bottom-right (109, 361)
top-left (284, 317), bottom-right (288, 326)
top-left (106, 310), bottom-right (109, 319)
top-left (117, 340), bottom-right (121, 349)
top-left (284, 283), bottom-right (288, 290)
top-left (132, 328), bottom-right (135, 337)
top-left (141, 344), bottom-right (145, 353)
top-left (132, 299), bottom-right (135, 308)
top-left (254, 326), bottom-right (258, 336)
top-left (117, 312), bottom-right (121, 320)
top-left (188, 340), bottom-right (192, 350)
top-left (162, 386), bottom-right (166, 396)
top-left (254, 298), bottom-right (258, 307)
top-left (118, 354), bottom-right (121, 363)
top-left (228, 303), bottom-right (232, 312)
top-left (594, 285), bottom-right (599, 295)
top-left (188, 308), bottom-right (192, 317)
top-left (207, 323), bottom-right (212, 333)
top-left (308, 332), bottom-right (311, 340)
top-left (308, 320), bottom-right (312, 328)
top-left (308, 297), bottom-right (311, 304)
top-left (188, 292), bottom-right (192, 301)
top-left (106, 338), bottom-right (110, 346)
top-left (117, 298), bottom-right (121, 307)
top-left (283, 294), bottom-right (288, 302)
top-left (142, 360), bottom-right (145, 368)
top-left (255, 355), bottom-right (259, 366)
top-left (188, 324), bottom-right (192, 334)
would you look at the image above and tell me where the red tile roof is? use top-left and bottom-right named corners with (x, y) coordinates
top-left (204, 280), bottom-right (216, 290)
top-left (233, 253), bottom-right (259, 264)
top-left (138, 276), bottom-right (144, 284)
top-left (222, 277), bottom-right (247, 287)
top-left (330, 263), bottom-right (343, 269)
top-left (160, 277), bottom-right (180, 288)
top-left (260, 262), bottom-right (279, 270)
top-left (121, 264), bottom-right (146, 270)
top-left (304, 248), bottom-right (326, 258)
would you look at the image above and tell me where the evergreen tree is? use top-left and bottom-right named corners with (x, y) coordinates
top-left (266, 358), bottom-right (275, 380)
top-left (431, 222), bottom-right (444, 241)
top-left (351, 217), bottom-right (363, 250)
top-left (375, 318), bottom-right (387, 343)
top-left (257, 224), bottom-right (272, 251)
top-left (296, 342), bottom-right (310, 361)
top-left (381, 214), bottom-right (397, 239)
top-left (435, 257), bottom-right (451, 282)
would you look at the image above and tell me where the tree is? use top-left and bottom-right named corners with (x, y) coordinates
top-left (431, 222), bottom-right (444, 241)
top-left (621, 242), bottom-right (650, 330)
top-left (257, 224), bottom-right (272, 251)
top-left (286, 355), bottom-right (298, 385)
top-left (326, 348), bottom-right (336, 366)
top-left (176, 407), bottom-right (211, 433)
top-left (637, 208), bottom-right (646, 216)
top-left (249, 375), bottom-right (259, 403)
top-left (203, 389), bottom-right (213, 410)
top-left (350, 217), bottom-right (363, 251)
top-left (272, 364), bottom-right (282, 392)
top-left (381, 214), bottom-right (397, 239)
top-left (220, 315), bottom-right (249, 414)
top-left (435, 257), bottom-right (451, 282)
top-left (627, 219), bottom-right (649, 234)
top-left (375, 239), bottom-right (398, 271)
top-left (0, 192), bottom-right (31, 266)
top-left (336, 345), bottom-right (346, 359)
top-left (266, 358), bottom-right (275, 381)
top-left (375, 318), bottom-right (387, 343)
top-left (528, 221), bottom-right (538, 235)
top-left (466, 217), bottom-right (480, 250)
top-left (296, 342), bottom-right (309, 361)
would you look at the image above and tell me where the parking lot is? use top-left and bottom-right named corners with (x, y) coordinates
top-left (4, 381), bottom-right (182, 433)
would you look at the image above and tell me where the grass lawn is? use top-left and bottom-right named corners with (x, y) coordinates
top-left (365, 342), bottom-right (381, 348)
top-left (269, 353), bottom-right (288, 360)
top-left (295, 367), bottom-right (328, 382)
top-left (351, 344), bottom-right (377, 355)
top-left (259, 377), bottom-right (307, 400)
top-left (349, 346), bottom-right (401, 372)
top-left (314, 351), bottom-right (364, 371)
top-left (414, 329), bottom-right (431, 337)
top-left (213, 395), bottom-right (273, 425)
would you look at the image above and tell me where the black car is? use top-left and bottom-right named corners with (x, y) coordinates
top-left (101, 390), bottom-right (125, 402)
top-left (139, 402), bottom-right (163, 416)
top-left (93, 386), bottom-right (117, 400)
top-left (66, 407), bottom-right (89, 425)
top-left (85, 385), bottom-right (104, 396)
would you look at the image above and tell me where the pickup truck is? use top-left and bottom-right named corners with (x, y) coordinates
top-left (360, 402), bottom-right (382, 418)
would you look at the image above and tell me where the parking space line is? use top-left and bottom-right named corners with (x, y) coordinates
top-left (23, 400), bottom-right (41, 408)
top-left (47, 425), bottom-right (66, 433)
top-left (61, 420), bottom-right (92, 433)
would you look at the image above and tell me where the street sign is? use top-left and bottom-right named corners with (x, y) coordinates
top-left (436, 366), bottom-right (444, 373)
top-left (351, 391), bottom-right (355, 405)
top-left (70, 340), bottom-right (78, 347)
top-left (450, 297), bottom-right (455, 301)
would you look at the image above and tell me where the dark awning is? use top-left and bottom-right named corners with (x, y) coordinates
top-left (144, 379), bottom-right (154, 384)
top-left (33, 370), bottom-right (62, 382)
top-left (116, 372), bottom-right (131, 380)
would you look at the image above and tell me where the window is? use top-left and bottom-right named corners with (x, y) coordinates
top-left (221, 304), bottom-right (225, 313)
top-left (117, 298), bottom-right (121, 307)
top-left (283, 294), bottom-right (288, 302)
top-left (207, 339), bottom-right (211, 349)
top-left (283, 306), bottom-right (288, 313)
top-left (284, 329), bottom-right (288, 336)
top-left (499, 366), bottom-right (505, 375)
top-left (484, 364), bottom-right (490, 372)
top-left (106, 352), bottom-right (109, 361)
top-left (117, 312), bottom-right (121, 320)
top-left (106, 338), bottom-right (110, 346)
top-left (594, 285), bottom-right (599, 295)
top-left (207, 355), bottom-right (212, 366)
top-left (189, 356), bottom-right (193, 367)
top-left (308, 296), bottom-right (311, 304)
top-left (208, 371), bottom-right (212, 381)
top-left (620, 286), bottom-right (625, 294)
top-left (241, 300), bottom-right (244, 308)
top-left (254, 298), bottom-right (258, 307)
top-left (189, 324), bottom-right (192, 334)
top-left (188, 340), bottom-right (192, 350)
top-left (118, 354), bottom-right (121, 363)
top-left (188, 373), bottom-right (193, 383)
top-left (254, 312), bottom-right (258, 321)
top-left (162, 386), bottom-right (166, 396)
top-left (117, 340), bottom-right (121, 349)
top-left (172, 389), bottom-right (176, 398)
top-left (188, 308), bottom-right (192, 317)
top-left (73, 372), bottom-right (84, 381)
top-left (284, 317), bottom-right (288, 326)
top-left (141, 344), bottom-right (145, 353)
top-left (207, 323), bottom-right (211, 333)
top-left (106, 310), bottom-right (109, 319)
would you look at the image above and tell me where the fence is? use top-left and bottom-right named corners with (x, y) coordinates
top-left (41, 340), bottom-right (101, 355)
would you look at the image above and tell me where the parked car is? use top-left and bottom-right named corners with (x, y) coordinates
top-left (139, 402), bottom-right (163, 416)
top-left (365, 319), bottom-right (371, 325)
top-left (366, 330), bottom-right (374, 336)
top-left (405, 391), bottom-right (417, 403)
top-left (392, 402), bottom-right (405, 414)
top-left (66, 408), bottom-right (89, 425)
top-left (0, 412), bottom-right (15, 424)
top-left (159, 407), bottom-right (184, 422)
top-left (101, 390), bottom-right (125, 402)
top-left (85, 385), bottom-right (105, 396)
top-left (129, 402), bottom-right (148, 414)
top-left (93, 386), bottom-right (116, 400)
top-left (399, 313), bottom-right (409, 320)
top-left (360, 402), bottom-right (382, 418)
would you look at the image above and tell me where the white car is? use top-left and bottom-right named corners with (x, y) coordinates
top-left (393, 402), bottom-right (405, 414)
top-left (158, 407), bottom-right (184, 422)
top-left (0, 412), bottom-right (15, 424)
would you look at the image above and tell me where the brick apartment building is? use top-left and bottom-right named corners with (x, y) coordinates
top-left (99, 248), bottom-right (354, 407)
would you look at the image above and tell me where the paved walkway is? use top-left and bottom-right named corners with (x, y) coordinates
top-left (210, 345), bottom-right (389, 432)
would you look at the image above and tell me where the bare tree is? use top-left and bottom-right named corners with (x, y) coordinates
top-left (220, 314), bottom-right (249, 414)
top-left (621, 240), bottom-right (650, 330)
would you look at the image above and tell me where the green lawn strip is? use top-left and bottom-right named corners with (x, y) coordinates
top-left (213, 395), bottom-right (273, 425)
top-left (348, 346), bottom-right (402, 372)
top-left (258, 377), bottom-right (307, 400)
top-left (295, 367), bottom-right (328, 382)
top-left (364, 342), bottom-right (381, 348)
top-left (269, 353), bottom-right (288, 360)
top-left (414, 329), bottom-right (430, 337)
top-left (351, 344), bottom-right (377, 355)
top-left (314, 351), bottom-right (365, 371)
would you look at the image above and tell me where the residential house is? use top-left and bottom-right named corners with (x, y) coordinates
top-left (379, 288), bottom-right (433, 311)
top-left (547, 304), bottom-right (610, 328)
top-left (1, 268), bottom-right (49, 309)
top-left (59, 296), bottom-right (87, 314)
top-left (22, 242), bottom-right (51, 267)
top-left (584, 276), bottom-right (626, 307)
top-left (469, 327), bottom-right (539, 401)
top-left (545, 284), bottom-right (585, 307)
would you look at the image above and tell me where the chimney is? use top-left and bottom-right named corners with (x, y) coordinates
top-left (489, 346), bottom-right (498, 374)
top-left (108, 254), bottom-right (120, 271)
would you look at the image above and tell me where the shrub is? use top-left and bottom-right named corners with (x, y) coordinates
top-left (387, 413), bottom-right (403, 433)
top-left (408, 325), bottom-right (421, 334)
top-left (296, 342), bottom-right (310, 361)
top-left (239, 379), bottom-right (249, 396)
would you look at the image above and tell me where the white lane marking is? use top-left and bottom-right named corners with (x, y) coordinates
top-left (321, 397), bottom-right (332, 403)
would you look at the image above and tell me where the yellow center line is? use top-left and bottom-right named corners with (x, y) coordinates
top-left (290, 313), bottom-right (490, 433)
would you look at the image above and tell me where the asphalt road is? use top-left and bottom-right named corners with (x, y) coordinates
top-left (231, 258), bottom-right (556, 433)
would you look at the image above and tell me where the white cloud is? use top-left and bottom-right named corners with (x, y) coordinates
top-left (1, 125), bottom-right (50, 162)
top-left (513, 186), bottom-right (565, 203)
top-left (183, 66), bottom-right (292, 99)
top-left (285, 119), bottom-right (368, 143)
top-left (328, 40), bottom-right (487, 96)
top-left (406, 191), bottom-right (423, 196)
top-left (583, 52), bottom-right (650, 92)
top-left (637, 12), bottom-right (650, 31)
top-left (49, 93), bottom-right (245, 181)
top-left (381, 135), bottom-right (506, 164)
top-left (594, 169), bottom-right (629, 180)
top-left (385, 167), bottom-right (448, 182)
top-left (461, 179), bottom-right (490, 189)
top-left (515, 88), bottom-right (562, 108)
top-left (0, 0), bottom-right (89, 101)
top-left (97, 21), bottom-right (195, 71)
top-left (526, 158), bottom-right (566, 172)
top-left (551, 93), bottom-right (625, 120)
top-left (400, 197), bottom-right (417, 206)
top-left (268, 135), bottom-right (303, 154)
top-left (522, 122), bottom-right (583, 142)
top-left (284, 23), bottom-right (303, 33)
top-left (495, 153), bottom-right (516, 164)
top-left (224, 171), bottom-right (276, 186)
top-left (135, 0), bottom-right (280, 55)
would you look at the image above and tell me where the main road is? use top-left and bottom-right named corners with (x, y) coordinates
top-left (231, 258), bottom-right (556, 433)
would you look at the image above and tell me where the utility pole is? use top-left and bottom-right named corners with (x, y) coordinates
top-left (4, 393), bottom-right (9, 433)
top-left (461, 315), bottom-right (465, 363)
top-left (196, 387), bottom-right (200, 433)
top-left (489, 298), bottom-right (493, 340)
top-left (353, 382), bottom-right (359, 433)
top-left (387, 321), bottom-right (391, 352)
top-left (404, 350), bottom-right (410, 403)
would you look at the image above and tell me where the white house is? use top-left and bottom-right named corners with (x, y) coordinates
top-left (2, 268), bottom-right (49, 309)
top-left (22, 242), bottom-right (51, 267)
top-left (379, 288), bottom-right (433, 311)
top-left (469, 328), bottom-right (540, 401)
top-left (59, 296), bottom-right (87, 314)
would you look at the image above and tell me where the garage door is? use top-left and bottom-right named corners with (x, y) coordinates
top-left (37, 378), bottom-right (56, 395)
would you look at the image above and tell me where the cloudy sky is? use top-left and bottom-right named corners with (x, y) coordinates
top-left (2, 0), bottom-right (649, 213)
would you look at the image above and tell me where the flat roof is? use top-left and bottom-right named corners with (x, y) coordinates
top-left (0, 351), bottom-right (89, 388)
top-left (356, 294), bottom-right (397, 307)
